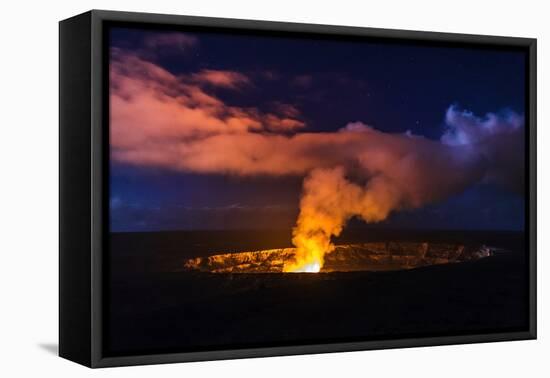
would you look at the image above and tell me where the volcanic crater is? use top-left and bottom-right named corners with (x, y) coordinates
top-left (183, 241), bottom-right (494, 273)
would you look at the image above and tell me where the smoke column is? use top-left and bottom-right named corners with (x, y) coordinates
top-left (284, 114), bottom-right (524, 272)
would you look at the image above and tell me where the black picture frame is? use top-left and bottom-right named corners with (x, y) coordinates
top-left (59, 9), bottom-right (537, 368)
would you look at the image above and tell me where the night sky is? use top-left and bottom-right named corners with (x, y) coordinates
top-left (109, 26), bottom-right (526, 232)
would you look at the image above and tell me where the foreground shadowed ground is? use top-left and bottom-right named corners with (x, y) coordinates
top-left (105, 230), bottom-right (528, 356)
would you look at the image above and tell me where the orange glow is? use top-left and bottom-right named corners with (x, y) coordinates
top-left (283, 167), bottom-right (371, 273)
top-left (283, 231), bottom-right (332, 273)
top-left (285, 260), bottom-right (321, 273)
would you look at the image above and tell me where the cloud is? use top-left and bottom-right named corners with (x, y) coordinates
top-left (190, 69), bottom-right (251, 89)
top-left (271, 102), bottom-right (301, 118)
top-left (442, 105), bottom-right (525, 193)
top-left (110, 51), bottom-right (305, 154)
top-left (442, 105), bottom-right (524, 146)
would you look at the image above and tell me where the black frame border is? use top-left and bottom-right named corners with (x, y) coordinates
top-left (85, 9), bottom-right (536, 368)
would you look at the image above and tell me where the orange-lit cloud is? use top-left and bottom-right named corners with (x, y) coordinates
top-left (110, 50), bottom-right (304, 153)
top-left (191, 69), bottom-right (251, 89)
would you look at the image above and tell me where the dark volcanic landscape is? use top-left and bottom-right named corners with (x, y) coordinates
top-left (105, 229), bottom-right (529, 356)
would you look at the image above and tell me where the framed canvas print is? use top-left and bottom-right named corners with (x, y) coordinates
top-left (59, 10), bottom-right (536, 368)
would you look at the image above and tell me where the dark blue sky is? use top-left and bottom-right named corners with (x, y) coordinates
top-left (109, 26), bottom-right (526, 232)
